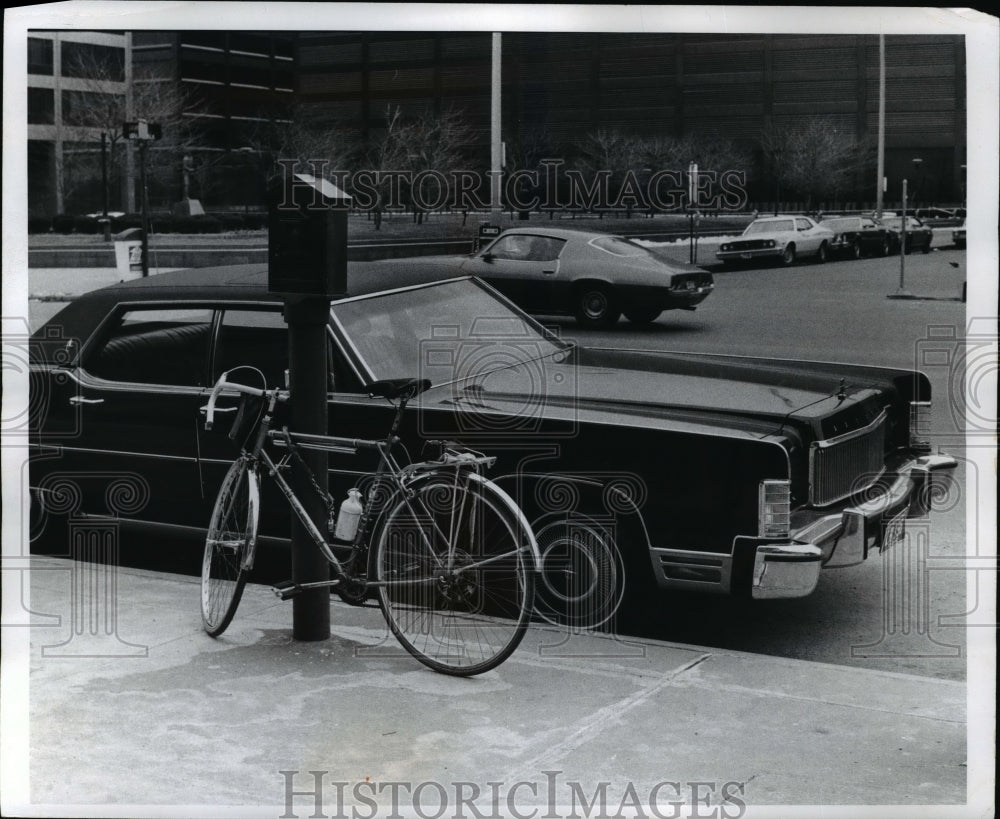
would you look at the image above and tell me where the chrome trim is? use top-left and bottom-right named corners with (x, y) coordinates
top-left (752, 543), bottom-right (823, 599)
top-left (792, 452), bottom-right (957, 569)
top-left (808, 408), bottom-right (887, 506)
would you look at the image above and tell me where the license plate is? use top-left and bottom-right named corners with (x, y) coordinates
top-left (684, 280), bottom-right (696, 290)
top-left (740, 252), bottom-right (753, 260)
top-left (880, 506), bottom-right (909, 553)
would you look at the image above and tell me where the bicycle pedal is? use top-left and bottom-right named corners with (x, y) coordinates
top-left (271, 580), bottom-right (300, 600)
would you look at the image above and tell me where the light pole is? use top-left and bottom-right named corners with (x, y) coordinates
top-left (911, 157), bottom-right (923, 210)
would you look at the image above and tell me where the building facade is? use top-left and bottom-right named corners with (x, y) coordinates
top-left (27, 30), bottom-right (966, 216)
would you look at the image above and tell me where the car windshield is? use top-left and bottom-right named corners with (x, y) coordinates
top-left (330, 277), bottom-right (569, 387)
top-left (822, 218), bottom-right (858, 232)
top-left (745, 219), bottom-right (794, 235)
top-left (589, 236), bottom-right (650, 257)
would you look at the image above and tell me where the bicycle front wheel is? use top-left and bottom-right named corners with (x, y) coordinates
top-left (201, 455), bottom-right (260, 636)
top-left (374, 474), bottom-right (536, 676)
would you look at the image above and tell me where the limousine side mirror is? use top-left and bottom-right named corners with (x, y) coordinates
top-left (481, 252), bottom-right (496, 263)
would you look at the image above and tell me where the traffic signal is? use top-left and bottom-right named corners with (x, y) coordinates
top-left (122, 120), bottom-right (162, 140)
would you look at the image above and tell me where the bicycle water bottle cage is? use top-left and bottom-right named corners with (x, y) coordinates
top-left (365, 378), bottom-right (432, 401)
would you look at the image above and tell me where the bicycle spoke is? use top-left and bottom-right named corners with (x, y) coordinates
top-left (375, 476), bottom-right (534, 676)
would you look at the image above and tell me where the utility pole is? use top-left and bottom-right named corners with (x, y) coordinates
top-left (491, 32), bottom-right (502, 223)
top-left (876, 33), bottom-right (885, 219)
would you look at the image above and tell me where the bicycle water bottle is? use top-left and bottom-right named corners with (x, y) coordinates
top-left (333, 488), bottom-right (363, 542)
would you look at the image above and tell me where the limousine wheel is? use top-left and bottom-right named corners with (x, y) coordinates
top-left (782, 244), bottom-right (797, 266)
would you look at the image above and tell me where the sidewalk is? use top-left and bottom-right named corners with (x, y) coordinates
top-left (8, 557), bottom-right (968, 816)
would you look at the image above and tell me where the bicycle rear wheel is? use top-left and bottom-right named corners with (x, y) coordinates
top-left (201, 455), bottom-right (260, 636)
top-left (374, 474), bottom-right (536, 676)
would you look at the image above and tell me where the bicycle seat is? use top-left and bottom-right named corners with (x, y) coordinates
top-left (365, 378), bottom-right (432, 400)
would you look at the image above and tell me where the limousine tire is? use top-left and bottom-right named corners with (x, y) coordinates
top-left (851, 240), bottom-right (862, 260)
top-left (781, 244), bottom-right (797, 266)
top-left (574, 283), bottom-right (621, 329)
top-left (532, 515), bottom-right (625, 630)
top-left (815, 242), bottom-right (829, 264)
top-left (881, 237), bottom-right (891, 256)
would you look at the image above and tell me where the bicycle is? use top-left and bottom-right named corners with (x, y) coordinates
top-left (199, 367), bottom-right (539, 676)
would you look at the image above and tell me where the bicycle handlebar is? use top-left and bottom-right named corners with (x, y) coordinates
top-left (203, 371), bottom-right (271, 431)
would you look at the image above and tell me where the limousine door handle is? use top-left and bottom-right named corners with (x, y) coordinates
top-left (69, 396), bottom-right (104, 405)
top-left (542, 269), bottom-right (556, 275)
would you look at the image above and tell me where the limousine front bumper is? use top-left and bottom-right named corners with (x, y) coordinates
top-left (751, 453), bottom-right (957, 600)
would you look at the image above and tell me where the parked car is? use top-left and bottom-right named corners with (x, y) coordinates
top-left (716, 216), bottom-right (835, 266)
top-left (28, 267), bottom-right (956, 618)
top-left (952, 221), bottom-right (966, 249)
top-left (913, 207), bottom-right (965, 228)
top-left (879, 215), bottom-right (934, 254)
top-left (819, 215), bottom-right (894, 259)
top-left (352, 227), bottom-right (714, 329)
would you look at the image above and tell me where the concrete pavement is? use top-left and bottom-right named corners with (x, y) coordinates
top-left (8, 556), bottom-right (969, 816)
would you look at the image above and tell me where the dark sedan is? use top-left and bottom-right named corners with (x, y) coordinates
top-left (29, 267), bottom-right (956, 623)
top-left (877, 214), bottom-right (934, 254)
top-left (819, 215), bottom-right (893, 259)
top-left (351, 226), bottom-right (714, 328)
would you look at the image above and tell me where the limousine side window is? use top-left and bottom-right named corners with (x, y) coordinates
top-left (214, 308), bottom-right (289, 389)
top-left (84, 307), bottom-right (214, 386)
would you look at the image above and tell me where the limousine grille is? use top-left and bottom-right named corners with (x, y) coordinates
top-left (809, 409), bottom-right (887, 507)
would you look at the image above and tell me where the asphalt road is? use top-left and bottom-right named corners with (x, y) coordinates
top-left (24, 247), bottom-right (976, 681)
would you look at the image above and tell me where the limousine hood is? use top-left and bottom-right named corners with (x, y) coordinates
top-left (445, 345), bottom-right (903, 440)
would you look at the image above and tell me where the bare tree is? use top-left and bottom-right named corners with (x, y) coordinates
top-left (759, 117), bottom-right (874, 211)
top-left (60, 47), bottom-right (207, 212)
top-left (364, 105), bottom-right (474, 227)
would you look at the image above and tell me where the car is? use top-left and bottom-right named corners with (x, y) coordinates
top-left (28, 267), bottom-right (956, 621)
top-left (952, 221), bottom-right (966, 249)
top-left (819, 215), bottom-right (894, 259)
top-left (716, 215), bottom-right (835, 267)
top-left (879, 215), bottom-right (934, 254)
top-left (350, 226), bottom-right (714, 328)
top-left (913, 207), bottom-right (965, 228)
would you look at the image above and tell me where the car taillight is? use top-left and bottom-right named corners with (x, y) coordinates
top-left (910, 401), bottom-right (932, 450)
top-left (759, 480), bottom-right (791, 539)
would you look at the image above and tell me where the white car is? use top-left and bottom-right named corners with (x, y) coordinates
top-left (717, 216), bottom-right (835, 266)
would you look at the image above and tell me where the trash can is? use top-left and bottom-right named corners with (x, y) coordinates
top-left (113, 228), bottom-right (144, 279)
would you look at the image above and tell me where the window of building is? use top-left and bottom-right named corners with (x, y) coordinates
top-left (61, 41), bottom-right (125, 81)
top-left (28, 37), bottom-right (54, 75)
top-left (28, 88), bottom-right (55, 124)
top-left (62, 90), bottom-right (122, 126)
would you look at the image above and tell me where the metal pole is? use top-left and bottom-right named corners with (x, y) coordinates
top-left (490, 32), bottom-right (502, 223)
top-left (139, 140), bottom-right (150, 277)
top-left (876, 34), bottom-right (885, 219)
top-left (101, 132), bottom-right (111, 241)
top-left (285, 295), bottom-right (332, 642)
top-left (898, 179), bottom-right (907, 293)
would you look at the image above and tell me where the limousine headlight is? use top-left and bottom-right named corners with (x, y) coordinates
top-left (720, 243), bottom-right (731, 251)
top-left (765, 239), bottom-right (775, 248)
top-left (759, 479), bottom-right (791, 539)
